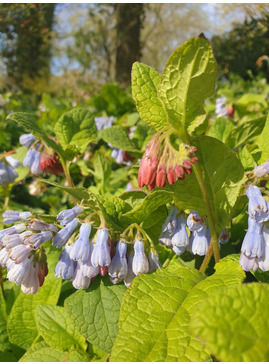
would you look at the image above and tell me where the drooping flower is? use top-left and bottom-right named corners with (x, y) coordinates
top-left (2, 210), bottom-right (31, 224)
top-left (69, 222), bottom-right (91, 262)
top-left (79, 242), bottom-right (99, 279)
top-left (0, 223), bottom-right (26, 241)
top-left (258, 224), bottom-right (269, 271)
top-left (57, 205), bottom-right (84, 226)
top-left (19, 133), bottom-right (36, 147)
top-left (253, 160), bottom-right (269, 178)
top-left (52, 218), bottom-right (79, 248)
top-left (27, 218), bottom-right (58, 233)
top-left (187, 210), bottom-right (205, 232)
top-left (72, 261), bottom-right (91, 289)
top-left (124, 253), bottom-right (136, 288)
top-left (55, 247), bottom-right (76, 280)
top-left (108, 240), bottom-right (128, 284)
top-left (246, 185), bottom-right (269, 223)
top-left (132, 240), bottom-right (149, 276)
top-left (191, 226), bottom-right (211, 256)
top-left (91, 228), bottom-right (111, 268)
top-left (171, 215), bottom-right (189, 254)
top-left (148, 250), bottom-right (161, 271)
top-left (241, 217), bottom-right (265, 258)
top-left (31, 151), bottom-right (43, 175)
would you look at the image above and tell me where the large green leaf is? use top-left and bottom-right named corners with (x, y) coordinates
top-left (207, 117), bottom-right (234, 144)
top-left (256, 112), bottom-right (269, 164)
top-left (6, 112), bottom-right (67, 160)
top-left (110, 258), bottom-right (245, 362)
top-left (98, 125), bottom-right (136, 151)
top-left (120, 190), bottom-right (173, 228)
top-left (7, 273), bottom-right (61, 350)
top-left (65, 275), bottom-right (126, 353)
top-left (158, 37), bottom-right (217, 137)
top-left (35, 305), bottom-right (87, 352)
top-left (131, 62), bottom-right (168, 131)
top-left (174, 136), bottom-right (246, 231)
top-left (225, 116), bottom-right (266, 149)
top-left (54, 108), bottom-right (97, 153)
top-left (190, 283), bottom-right (269, 362)
top-left (20, 341), bottom-right (88, 362)
top-left (0, 288), bottom-right (10, 352)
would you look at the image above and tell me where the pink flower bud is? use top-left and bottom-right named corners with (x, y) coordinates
top-left (99, 266), bottom-right (108, 276)
top-left (175, 165), bottom-right (185, 180)
top-left (167, 168), bottom-right (176, 185)
top-left (156, 165), bottom-right (166, 188)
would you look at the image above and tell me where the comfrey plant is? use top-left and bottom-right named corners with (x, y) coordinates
top-left (0, 153), bottom-right (20, 185)
top-left (3, 36), bottom-right (269, 362)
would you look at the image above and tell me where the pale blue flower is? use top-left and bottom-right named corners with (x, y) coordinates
top-left (108, 240), bottom-right (128, 284)
top-left (5, 155), bottom-right (20, 169)
top-left (31, 151), bottom-right (42, 175)
top-left (52, 218), bottom-right (79, 248)
top-left (23, 148), bottom-right (36, 168)
top-left (57, 205), bottom-right (84, 226)
top-left (124, 253), bottom-right (136, 288)
top-left (239, 253), bottom-right (259, 272)
top-left (72, 261), bottom-right (91, 289)
top-left (148, 250), bottom-right (161, 271)
top-left (91, 228), bottom-right (111, 268)
top-left (132, 240), bottom-right (149, 276)
top-left (253, 160), bottom-right (269, 178)
top-left (192, 226), bottom-right (211, 256)
top-left (187, 210), bottom-right (204, 232)
top-left (246, 185), bottom-right (269, 223)
top-left (7, 257), bottom-right (32, 284)
top-left (3, 210), bottom-right (31, 224)
top-left (19, 133), bottom-right (36, 147)
top-left (69, 222), bottom-right (91, 262)
top-left (241, 217), bottom-right (265, 258)
top-left (27, 218), bottom-right (58, 233)
top-left (171, 216), bottom-right (189, 249)
top-left (0, 223), bottom-right (26, 241)
top-left (21, 262), bottom-right (39, 294)
top-left (23, 231), bottom-right (53, 249)
top-left (55, 247), bottom-right (76, 280)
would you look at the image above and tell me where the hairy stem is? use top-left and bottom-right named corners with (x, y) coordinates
top-left (199, 242), bottom-right (213, 273)
top-left (62, 160), bottom-right (77, 205)
top-left (192, 162), bottom-right (220, 264)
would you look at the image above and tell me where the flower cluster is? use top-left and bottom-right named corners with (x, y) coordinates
top-left (53, 206), bottom-right (161, 289)
top-left (0, 154), bottom-right (20, 185)
top-left (159, 207), bottom-right (229, 257)
top-left (239, 185), bottom-right (269, 271)
top-left (0, 211), bottom-right (58, 294)
top-left (138, 133), bottom-right (198, 190)
top-left (20, 133), bottom-right (63, 175)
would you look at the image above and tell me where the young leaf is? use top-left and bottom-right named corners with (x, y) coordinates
top-left (7, 273), bottom-right (61, 350)
top-left (98, 125), bottom-right (136, 151)
top-left (65, 275), bottom-right (126, 353)
top-left (158, 37), bottom-right (217, 138)
top-left (190, 283), bottom-right (269, 362)
top-left (54, 108), bottom-right (98, 153)
top-left (131, 62), bottom-right (168, 131)
top-left (35, 305), bottom-right (87, 352)
top-left (174, 136), bottom-right (246, 231)
top-left (207, 117), bottom-right (234, 144)
top-left (110, 258), bottom-right (245, 362)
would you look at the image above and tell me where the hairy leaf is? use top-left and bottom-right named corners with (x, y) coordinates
top-left (98, 125), bottom-right (136, 151)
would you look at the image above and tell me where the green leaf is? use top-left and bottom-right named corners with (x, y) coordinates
top-left (35, 305), bottom-right (87, 352)
top-left (207, 117), bottom-right (234, 144)
top-left (120, 190), bottom-right (173, 228)
top-left (54, 108), bottom-right (97, 153)
top-left (97, 194), bottom-right (132, 232)
top-left (225, 116), bottom-right (266, 149)
top-left (7, 273), bottom-right (62, 350)
top-left (110, 258), bottom-right (245, 362)
top-left (238, 144), bottom-right (261, 170)
top-left (65, 275), bottom-right (126, 353)
top-left (98, 125), bottom-right (136, 151)
top-left (119, 190), bottom-right (148, 208)
top-left (6, 112), bottom-right (69, 161)
top-left (40, 180), bottom-right (99, 208)
top-left (158, 37), bottom-right (217, 137)
top-left (256, 112), bottom-right (269, 164)
top-left (0, 287), bottom-right (11, 352)
top-left (20, 341), bottom-right (88, 362)
top-left (174, 136), bottom-right (246, 231)
top-left (190, 283), bottom-right (269, 362)
top-left (131, 62), bottom-right (168, 131)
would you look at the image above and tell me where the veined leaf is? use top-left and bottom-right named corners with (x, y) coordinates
top-left (132, 62), bottom-right (168, 131)
top-left (98, 125), bottom-right (136, 151)
top-left (158, 37), bottom-right (217, 138)
top-left (110, 258), bottom-right (245, 361)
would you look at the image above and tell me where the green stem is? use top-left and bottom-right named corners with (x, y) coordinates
top-left (192, 162), bottom-right (220, 264)
top-left (199, 242), bottom-right (213, 273)
top-left (0, 266), bottom-right (4, 298)
top-left (62, 160), bottom-right (77, 205)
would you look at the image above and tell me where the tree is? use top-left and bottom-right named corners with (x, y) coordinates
top-left (0, 3), bottom-right (55, 90)
top-left (211, 15), bottom-right (269, 80)
top-left (114, 4), bottom-right (144, 86)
